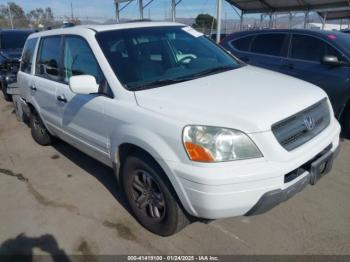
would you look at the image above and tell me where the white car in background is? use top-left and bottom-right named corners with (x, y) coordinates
top-left (17, 22), bottom-right (340, 236)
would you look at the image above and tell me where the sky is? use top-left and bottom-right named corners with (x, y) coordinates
top-left (0, 0), bottom-right (244, 21)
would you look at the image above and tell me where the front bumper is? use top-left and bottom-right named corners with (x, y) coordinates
top-left (245, 144), bottom-right (340, 216)
top-left (167, 122), bottom-right (341, 219)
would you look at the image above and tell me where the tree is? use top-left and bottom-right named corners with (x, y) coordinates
top-left (192, 14), bottom-right (217, 34)
top-left (27, 7), bottom-right (55, 28)
top-left (0, 2), bottom-right (28, 28)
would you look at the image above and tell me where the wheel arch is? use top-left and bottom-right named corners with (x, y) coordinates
top-left (112, 140), bottom-right (196, 217)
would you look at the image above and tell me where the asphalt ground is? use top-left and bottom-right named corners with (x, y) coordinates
top-left (0, 97), bottom-right (349, 257)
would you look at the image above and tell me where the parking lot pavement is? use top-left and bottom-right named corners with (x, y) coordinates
top-left (0, 97), bottom-right (349, 256)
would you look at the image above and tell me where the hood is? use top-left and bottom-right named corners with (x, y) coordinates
top-left (135, 66), bottom-right (328, 133)
top-left (0, 50), bottom-right (22, 61)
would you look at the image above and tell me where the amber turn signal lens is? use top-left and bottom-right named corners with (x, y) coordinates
top-left (184, 142), bottom-right (214, 162)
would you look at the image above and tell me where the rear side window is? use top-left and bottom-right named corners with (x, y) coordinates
top-left (251, 34), bottom-right (286, 56)
top-left (20, 38), bottom-right (38, 74)
top-left (290, 35), bottom-right (325, 62)
top-left (36, 36), bottom-right (62, 81)
top-left (230, 35), bottom-right (254, 52)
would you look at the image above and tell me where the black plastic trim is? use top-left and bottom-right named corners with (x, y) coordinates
top-left (245, 144), bottom-right (340, 216)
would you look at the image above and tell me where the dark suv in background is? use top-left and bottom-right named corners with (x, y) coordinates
top-left (222, 29), bottom-right (350, 136)
top-left (0, 29), bottom-right (33, 101)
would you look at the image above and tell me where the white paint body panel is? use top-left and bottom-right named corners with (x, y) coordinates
top-left (18, 23), bottom-right (341, 219)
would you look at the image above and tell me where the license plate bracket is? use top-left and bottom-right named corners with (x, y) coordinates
top-left (310, 149), bottom-right (334, 185)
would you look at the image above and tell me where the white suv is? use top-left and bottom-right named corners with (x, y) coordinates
top-left (17, 22), bottom-right (341, 236)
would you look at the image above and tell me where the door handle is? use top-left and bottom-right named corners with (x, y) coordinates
top-left (57, 95), bottom-right (67, 103)
top-left (30, 85), bottom-right (37, 91)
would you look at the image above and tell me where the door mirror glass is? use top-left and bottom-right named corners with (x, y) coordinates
top-left (69, 75), bottom-right (99, 94)
top-left (322, 55), bottom-right (343, 66)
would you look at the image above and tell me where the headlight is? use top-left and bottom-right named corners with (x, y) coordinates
top-left (183, 126), bottom-right (262, 162)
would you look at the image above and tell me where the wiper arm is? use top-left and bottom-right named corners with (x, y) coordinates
top-left (191, 66), bottom-right (235, 78)
top-left (128, 66), bottom-right (235, 90)
top-left (130, 78), bottom-right (190, 90)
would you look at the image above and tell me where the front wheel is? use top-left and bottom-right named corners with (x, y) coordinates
top-left (30, 110), bottom-right (54, 146)
top-left (1, 81), bottom-right (12, 102)
top-left (121, 153), bottom-right (189, 236)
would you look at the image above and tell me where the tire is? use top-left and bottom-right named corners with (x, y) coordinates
top-left (30, 110), bottom-right (54, 146)
top-left (1, 81), bottom-right (12, 102)
top-left (121, 152), bottom-right (189, 236)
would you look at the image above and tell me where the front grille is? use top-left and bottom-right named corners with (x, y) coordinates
top-left (272, 99), bottom-right (330, 151)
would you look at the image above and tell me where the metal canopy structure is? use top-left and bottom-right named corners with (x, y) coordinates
top-left (225, 0), bottom-right (350, 14)
top-left (317, 7), bottom-right (350, 29)
top-left (223, 0), bottom-right (350, 31)
top-left (318, 8), bottom-right (350, 20)
top-left (113, 0), bottom-right (350, 44)
top-left (114, 0), bottom-right (182, 23)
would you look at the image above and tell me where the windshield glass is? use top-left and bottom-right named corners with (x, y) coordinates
top-left (336, 33), bottom-right (350, 47)
top-left (0, 31), bottom-right (31, 50)
top-left (96, 26), bottom-right (241, 90)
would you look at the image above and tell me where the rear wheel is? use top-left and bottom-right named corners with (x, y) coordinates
top-left (1, 81), bottom-right (12, 102)
top-left (121, 152), bottom-right (189, 236)
top-left (30, 110), bottom-right (54, 146)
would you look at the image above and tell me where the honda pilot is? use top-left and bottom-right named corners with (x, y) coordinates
top-left (17, 23), bottom-right (340, 236)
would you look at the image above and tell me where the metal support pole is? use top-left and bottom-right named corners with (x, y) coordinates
top-left (322, 12), bottom-right (327, 30)
top-left (289, 12), bottom-right (293, 29)
top-left (115, 1), bottom-right (120, 23)
top-left (340, 18), bottom-right (343, 30)
top-left (268, 14), bottom-right (273, 29)
top-left (260, 14), bottom-right (264, 29)
top-left (171, 0), bottom-right (176, 22)
top-left (216, 0), bottom-right (222, 43)
top-left (239, 10), bottom-right (244, 31)
top-left (304, 11), bottom-right (309, 29)
top-left (139, 0), bottom-right (144, 20)
top-left (7, 4), bottom-right (14, 29)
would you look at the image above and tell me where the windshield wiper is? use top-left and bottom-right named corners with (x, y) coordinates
top-left (130, 78), bottom-right (190, 90)
top-left (129, 66), bottom-right (236, 91)
top-left (190, 65), bottom-right (236, 79)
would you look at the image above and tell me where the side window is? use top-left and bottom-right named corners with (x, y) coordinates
top-left (36, 36), bottom-right (62, 81)
top-left (251, 34), bottom-right (286, 56)
top-left (20, 38), bottom-right (38, 74)
top-left (290, 35), bottom-right (326, 62)
top-left (63, 36), bottom-right (112, 97)
top-left (230, 35), bottom-right (254, 52)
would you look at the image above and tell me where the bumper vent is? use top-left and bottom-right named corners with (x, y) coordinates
top-left (272, 99), bottom-right (330, 151)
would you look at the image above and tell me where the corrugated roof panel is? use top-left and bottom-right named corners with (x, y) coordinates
top-left (226, 0), bottom-right (350, 13)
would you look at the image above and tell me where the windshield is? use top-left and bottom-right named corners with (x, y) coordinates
top-left (0, 31), bottom-right (31, 50)
top-left (336, 33), bottom-right (350, 47)
top-left (96, 26), bottom-right (241, 90)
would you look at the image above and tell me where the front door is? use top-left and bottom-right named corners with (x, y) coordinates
top-left (280, 34), bottom-right (350, 116)
top-left (55, 36), bottom-right (112, 162)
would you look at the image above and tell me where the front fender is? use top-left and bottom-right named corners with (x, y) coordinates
top-left (109, 125), bottom-right (197, 216)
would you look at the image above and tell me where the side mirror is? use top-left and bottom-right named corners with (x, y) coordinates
top-left (321, 55), bottom-right (344, 67)
top-left (69, 75), bottom-right (99, 95)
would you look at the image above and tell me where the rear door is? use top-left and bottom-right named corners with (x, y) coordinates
top-left (55, 35), bottom-right (112, 160)
top-left (17, 37), bottom-right (38, 101)
top-left (280, 34), bottom-right (350, 115)
top-left (224, 34), bottom-right (254, 63)
top-left (248, 33), bottom-right (289, 72)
